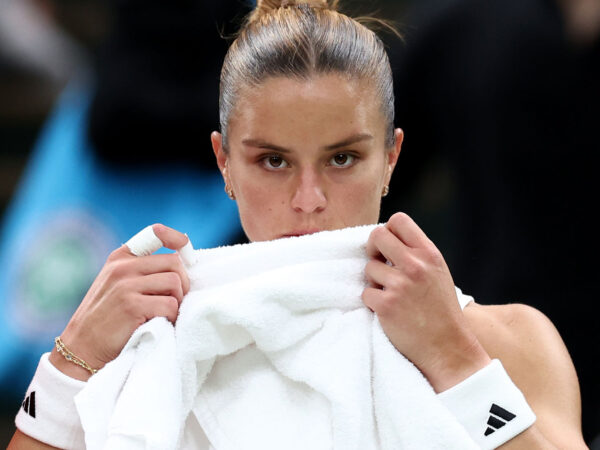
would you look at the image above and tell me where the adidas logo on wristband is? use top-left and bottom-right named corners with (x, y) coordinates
top-left (16, 353), bottom-right (87, 448)
top-left (21, 391), bottom-right (36, 418)
top-left (484, 403), bottom-right (516, 436)
top-left (437, 359), bottom-right (536, 449)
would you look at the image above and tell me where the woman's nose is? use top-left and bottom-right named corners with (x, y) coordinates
top-left (291, 169), bottom-right (326, 213)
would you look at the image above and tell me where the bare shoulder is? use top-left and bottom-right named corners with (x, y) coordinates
top-left (463, 302), bottom-right (586, 448)
top-left (463, 302), bottom-right (564, 361)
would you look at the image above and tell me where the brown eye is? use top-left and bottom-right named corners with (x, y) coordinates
top-left (269, 156), bottom-right (284, 167)
top-left (262, 155), bottom-right (288, 169)
top-left (330, 153), bottom-right (355, 167)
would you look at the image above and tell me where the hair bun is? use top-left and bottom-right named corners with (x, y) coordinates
top-left (249, 0), bottom-right (338, 23)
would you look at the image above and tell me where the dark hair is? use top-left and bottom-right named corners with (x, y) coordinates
top-left (219, 0), bottom-right (396, 149)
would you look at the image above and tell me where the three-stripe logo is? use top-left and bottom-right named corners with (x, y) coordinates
top-left (485, 403), bottom-right (515, 436)
top-left (22, 391), bottom-right (36, 418)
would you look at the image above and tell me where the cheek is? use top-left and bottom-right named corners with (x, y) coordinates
top-left (234, 177), bottom-right (285, 239)
top-left (351, 180), bottom-right (382, 208)
top-left (330, 172), bottom-right (384, 224)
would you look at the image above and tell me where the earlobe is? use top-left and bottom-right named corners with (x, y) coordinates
top-left (212, 131), bottom-right (235, 199)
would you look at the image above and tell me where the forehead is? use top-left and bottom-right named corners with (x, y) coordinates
top-left (228, 74), bottom-right (386, 146)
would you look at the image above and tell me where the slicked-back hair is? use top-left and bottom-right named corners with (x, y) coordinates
top-left (219, 1), bottom-right (396, 149)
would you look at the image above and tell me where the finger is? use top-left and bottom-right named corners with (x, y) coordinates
top-left (135, 253), bottom-right (191, 295)
top-left (115, 224), bottom-right (189, 259)
top-left (366, 226), bottom-right (385, 261)
top-left (361, 286), bottom-right (383, 312)
top-left (385, 212), bottom-right (431, 249)
top-left (110, 243), bottom-right (142, 260)
top-left (152, 224), bottom-right (189, 251)
top-left (362, 286), bottom-right (401, 319)
top-left (142, 295), bottom-right (179, 324)
top-left (364, 259), bottom-right (397, 289)
top-left (134, 272), bottom-right (184, 304)
top-left (123, 225), bottom-right (164, 257)
top-left (366, 226), bottom-right (409, 267)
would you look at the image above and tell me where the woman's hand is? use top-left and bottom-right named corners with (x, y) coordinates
top-left (48, 224), bottom-right (190, 381)
top-left (362, 213), bottom-right (491, 392)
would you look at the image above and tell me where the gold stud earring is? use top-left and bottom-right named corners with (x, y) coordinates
top-left (382, 185), bottom-right (389, 197)
top-left (223, 160), bottom-right (235, 200)
top-left (225, 184), bottom-right (236, 200)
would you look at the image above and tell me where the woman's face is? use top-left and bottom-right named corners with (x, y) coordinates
top-left (212, 74), bottom-right (403, 242)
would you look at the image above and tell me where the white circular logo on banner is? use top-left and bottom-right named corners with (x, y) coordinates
top-left (9, 209), bottom-right (118, 339)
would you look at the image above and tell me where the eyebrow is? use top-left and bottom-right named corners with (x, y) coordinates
top-left (241, 133), bottom-right (374, 153)
top-left (324, 133), bottom-right (373, 150)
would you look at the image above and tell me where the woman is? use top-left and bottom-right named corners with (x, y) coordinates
top-left (10, 0), bottom-right (586, 448)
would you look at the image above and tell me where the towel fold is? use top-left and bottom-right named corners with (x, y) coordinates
top-left (75, 224), bottom-right (478, 449)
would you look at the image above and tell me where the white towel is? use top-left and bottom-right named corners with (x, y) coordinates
top-left (75, 224), bottom-right (478, 450)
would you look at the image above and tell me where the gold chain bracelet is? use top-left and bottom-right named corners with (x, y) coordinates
top-left (54, 336), bottom-right (98, 375)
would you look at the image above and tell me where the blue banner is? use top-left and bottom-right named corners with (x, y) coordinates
top-left (0, 79), bottom-right (241, 396)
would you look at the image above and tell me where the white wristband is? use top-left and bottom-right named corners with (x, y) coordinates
top-left (438, 359), bottom-right (536, 449)
top-left (15, 352), bottom-right (87, 449)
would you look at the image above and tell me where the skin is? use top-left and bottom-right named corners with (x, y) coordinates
top-left (10, 74), bottom-right (587, 449)
top-left (214, 76), bottom-right (398, 241)
top-left (557, 0), bottom-right (600, 45)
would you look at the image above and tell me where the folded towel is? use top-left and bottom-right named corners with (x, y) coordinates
top-left (75, 224), bottom-right (478, 449)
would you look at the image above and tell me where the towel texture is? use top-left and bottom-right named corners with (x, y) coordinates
top-left (75, 224), bottom-right (477, 449)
